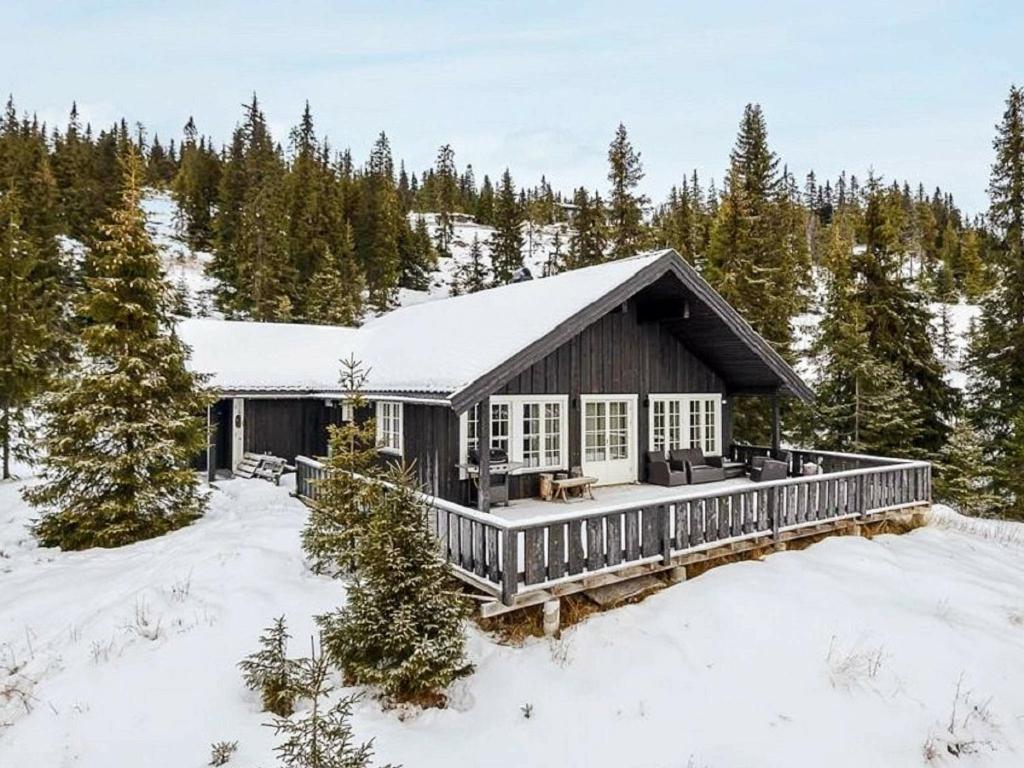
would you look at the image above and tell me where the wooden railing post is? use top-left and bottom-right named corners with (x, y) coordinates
top-left (768, 487), bottom-right (779, 544)
top-left (501, 528), bottom-right (518, 606)
top-left (659, 504), bottom-right (672, 562)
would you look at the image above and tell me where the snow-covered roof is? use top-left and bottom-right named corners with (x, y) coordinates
top-left (180, 252), bottom-right (668, 397)
top-left (179, 319), bottom-right (359, 394)
top-left (179, 249), bottom-right (812, 405)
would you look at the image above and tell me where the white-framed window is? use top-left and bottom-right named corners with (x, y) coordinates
top-left (649, 394), bottom-right (722, 456)
top-left (375, 401), bottom-right (403, 454)
top-left (459, 395), bottom-right (568, 474)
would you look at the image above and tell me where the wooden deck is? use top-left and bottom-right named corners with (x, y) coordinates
top-left (294, 446), bottom-right (931, 614)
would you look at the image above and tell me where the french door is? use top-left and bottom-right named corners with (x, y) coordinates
top-left (581, 395), bottom-right (637, 486)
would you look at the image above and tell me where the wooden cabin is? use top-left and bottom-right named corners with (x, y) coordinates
top-left (182, 250), bottom-right (932, 613)
top-left (183, 250), bottom-right (811, 508)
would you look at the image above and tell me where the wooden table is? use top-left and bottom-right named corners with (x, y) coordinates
top-left (551, 475), bottom-right (598, 502)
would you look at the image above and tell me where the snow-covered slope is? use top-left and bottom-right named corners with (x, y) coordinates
top-left (142, 191), bottom-right (218, 316)
top-left (4, 475), bottom-right (1024, 767)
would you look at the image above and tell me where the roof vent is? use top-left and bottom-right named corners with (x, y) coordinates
top-left (512, 266), bottom-right (533, 283)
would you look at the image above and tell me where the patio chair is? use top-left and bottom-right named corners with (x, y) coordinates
top-left (670, 448), bottom-right (726, 485)
top-left (750, 456), bottom-right (788, 482)
top-left (646, 450), bottom-right (687, 486)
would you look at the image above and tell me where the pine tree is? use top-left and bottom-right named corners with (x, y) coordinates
top-left (239, 616), bottom-right (301, 717)
top-left (451, 234), bottom-right (490, 294)
top-left (488, 169), bottom-right (524, 284)
top-left (25, 148), bottom-right (211, 550)
top-left (356, 133), bottom-right (401, 311)
top-left (968, 84), bottom-right (1024, 517)
top-left (301, 357), bottom-right (379, 575)
top-left (432, 144), bottom-right (457, 259)
top-left (606, 124), bottom-right (648, 259)
top-left (317, 461), bottom-right (470, 705)
top-left (567, 188), bottom-right (607, 269)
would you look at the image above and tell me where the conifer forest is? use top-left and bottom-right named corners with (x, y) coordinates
top-left (3, 88), bottom-right (1024, 518)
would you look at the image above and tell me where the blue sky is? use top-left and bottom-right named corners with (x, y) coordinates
top-left (3, 1), bottom-right (1021, 214)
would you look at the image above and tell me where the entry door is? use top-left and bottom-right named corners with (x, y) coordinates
top-left (231, 398), bottom-right (245, 471)
top-left (581, 396), bottom-right (637, 486)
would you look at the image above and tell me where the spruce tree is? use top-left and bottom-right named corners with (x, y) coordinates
top-left (488, 169), bottom-right (524, 284)
top-left (566, 188), bottom-right (607, 269)
top-left (25, 148), bottom-right (210, 550)
top-left (301, 357), bottom-right (379, 575)
top-left (172, 117), bottom-right (220, 250)
top-left (606, 123), bottom-right (648, 259)
top-left (397, 215), bottom-right (435, 292)
top-left (306, 223), bottom-right (364, 326)
top-left (268, 643), bottom-right (388, 768)
top-left (475, 174), bottom-right (495, 226)
top-left (968, 84), bottom-right (1024, 517)
top-left (317, 462), bottom-right (470, 705)
top-left (0, 100), bottom-right (71, 478)
top-left (933, 418), bottom-right (999, 517)
top-left (451, 234), bottom-right (490, 294)
top-left (356, 133), bottom-right (402, 311)
top-left (239, 616), bottom-right (301, 717)
top-left (432, 144), bottom-right (457, 259)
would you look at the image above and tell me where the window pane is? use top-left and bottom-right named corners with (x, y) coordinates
top-left (544, 403), bottom-right (561, 465)
top-left (522, 403), bottom-right (540, 467)
top-left (585, 402), bottom-right (607, 462)
top-left (609, 402), bottom-right (629, 460)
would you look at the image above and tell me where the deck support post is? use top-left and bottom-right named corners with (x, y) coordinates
top-left (542, 598), bottom-right (561, 637)
top-left (206, 405), bottom-right (215, 485)
top-left (478, 396), bottom-right (491, 513)
top-left (667, 565), bottom-right (688, 584)
top-left (770, 392), bottom-right (781, 456)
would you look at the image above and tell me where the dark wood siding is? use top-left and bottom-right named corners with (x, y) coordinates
top-left (244, 398), bottom-right (343, 463)
top-left (496, 300), bottom-right (729, 494)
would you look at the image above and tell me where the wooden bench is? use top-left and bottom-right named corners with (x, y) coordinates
top-left (551, 475), bottom-right (598, 502)
top-left (235, 452), bottom-right (294, 485)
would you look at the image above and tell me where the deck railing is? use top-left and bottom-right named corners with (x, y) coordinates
top-left (294, 448), bottom-right (931, 606)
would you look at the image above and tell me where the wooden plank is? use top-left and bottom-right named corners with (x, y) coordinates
top-left (587, 516), bottom-right (606, 570)
top-left (689, 500), bottom-right (704, 546)
top-left (485, 526), bottom-right (500, 583)
top-left (642, 507), bottom-right (660, 557)
top-left (625, 509), bottom-right (641, 561)
top-left (674, 502), bottom-right (688, 550)
top-left (473, 521), bottom-right (486, 577)
top-left (501, 529), bottom-right (518, 605)
top-left (607, 513), bottom-right (623, 566)
top-left (547, 523), bottom-right (566, 580)
top-left (568, 520), bottom-right (586, 575)
top-left (524, 528), bottom-right (545, 585)
top-left (705, 499), bottom-right (718, 543)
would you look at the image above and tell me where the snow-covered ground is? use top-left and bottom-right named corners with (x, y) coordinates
top-left (4, 474), bottom-right (1024, 767)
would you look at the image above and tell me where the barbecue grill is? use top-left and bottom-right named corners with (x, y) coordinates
top-left (466, 447), bottom-right (519, 507)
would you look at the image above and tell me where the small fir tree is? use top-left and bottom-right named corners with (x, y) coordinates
top-left (239, 616), bottom-right (301, 717)
top-left (25, 148), bottom-right (211, 549)
top-left (317, 463), bottom-right (470, 705)
top-left (268, 642), bottom-right (390, 768)
top-left (301, 356), bottom-right (379, 575)
top-left (934, 419), bottom-right (999, 517)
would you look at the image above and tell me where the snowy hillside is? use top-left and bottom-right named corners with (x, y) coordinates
top-left (4, 475), bottom-right (1024, 767)
top-left (141, 191), bottom-right (218, 316)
